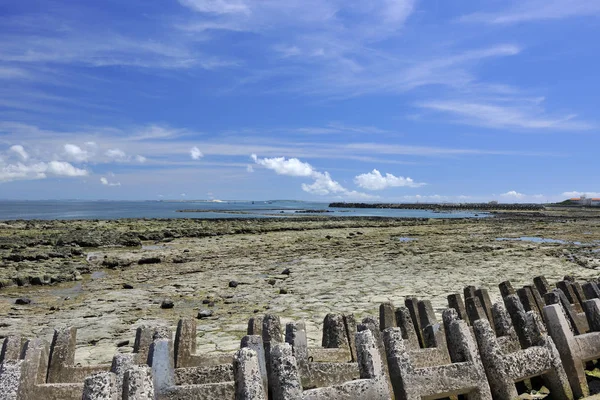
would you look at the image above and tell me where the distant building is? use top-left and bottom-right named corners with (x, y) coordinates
top-left (568, 195), bottom-right (600, 206)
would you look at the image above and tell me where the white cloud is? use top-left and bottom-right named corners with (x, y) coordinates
top-left (251, 153), bottom-right (374, 199)
top-left (100, 177), bottom-right (121, 186)
top-left (106, 148), bottom-right (127, 160)
top-left (46, 161), bottom-right (88, 177)
top-left (460, 1), bottom-right (600, 24)
top-left (135, 155), bottom-right (147, 163)
top-left (418, 100), bottom-right (591, 131)
top-left (562, 191), bottom-right (600, 198)
top-left (251, 154), bottom-right (314, 176)
top-left (0, 160), bottom-right (87, 183)
top-left (10, 145), bottom-right (29, 161)
top-left (501, 190), bottom-right (525, 199)
top-left (354, 169), bottom-right (425, 190)
top-left (64, 144), bottom-right (90, 162)
top-left (190, 146), bottom-right (204, 160)
top-left (178, 0), bottom-right (250, 14)
top-left (246, 164), bottom-right (254, 173)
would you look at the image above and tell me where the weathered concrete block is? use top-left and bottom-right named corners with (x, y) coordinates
top-left (404, 297), bottom-right (424, 348)
top-left (474, 316), bottom-right (573, 400)
top-left (342, 314), bottom-right (357, 362)
top-left (0, 336), bottom-right (23, 364)
top-left (82, 372), bottom-right (118, 400)
top-left (557, 280), bottom-right (582, 312)
top-left (174, 318), bottom-right (196, 368)
top-left (498, 280), bottom-right (515, 298)
top-left (0, 360), bottom-right (23, 400)
top-left (447, 293), bottom-right (468, 322)
top-left (47, 327), bottom-right (76, 383)
top-left (545, 289), bottom-right (588, 335)
top-left (261, 314), bottom-right (283, 397)
top-left (233, 348), bottom-right (266, 400)
top-left (534, 275), bottom-right (551, 296)
top-left (466, 296), bottom-right (488, 327)
top-left (148, 338), bottom-right (175, 395)
top-left (123, 365), bottom-right (154, 400)
top-left (475, 288), bottom-right (494, 321)
top-left (545, 299), bottom-right (600, 398)
top-left (417, 300), bottom-right (436, 330)
top-left (247, 316), bottom-right (264, 336)
top-left (379, 302), bottom-right (396, 331)
top-left (384, 320), bottom-right (492, 400)
top-left (395, 307), bottom-right (420, 349)
top-left (241, 335), bottom-right (267, 395)
top-left (110, 353), bottom-right (135, 395)
top-left (286, 322), bottom-right (308, 364)
top-left (582, 281), bottom-right (600, 300)
top-left (270, 343), bottom-right (302, 400)
top-left (463, 285), bottom-right (477, 300)
top-left (322, 314), bottom-right (348, 349)
top-left (504, 294), bottom-right (534, 348)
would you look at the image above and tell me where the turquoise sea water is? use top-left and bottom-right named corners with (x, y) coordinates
top-left (0, 200), bottom-right (490, 220)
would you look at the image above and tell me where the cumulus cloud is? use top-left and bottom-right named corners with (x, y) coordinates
top-left (100, 177), bottom-right (121, 186)
top-left (9, 145), bottom-right (29, 161)
top-left (190, 146), bottom-right (203, 160)
top-left (354, 169), bottom-right (425, 190)
top-left (0, 160), bottom-right (88, 183)
top-left (46, 161), bottom-right (88, 177)
top-left (562, 191), bottom-right (600, 198)
top-left (500, 190), bottom-right (525, 199)
top-left (250, 154), bottom-right (314, 176)
top-left (64, 144), bottom-right (90, 162)
top-left (246, 164), bottom-right (254, 173)
top-left (135, 155), bottom-right (147, 163)
top-left (251, 154), bottom-right (374, 199)
top-left (105, 148), bottom-right (127, 160)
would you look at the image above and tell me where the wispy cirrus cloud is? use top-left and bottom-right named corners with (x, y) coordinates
top-left (459, 0), bottom-right (600, 24)
top-left (417, 99), bottom-right (593, 131)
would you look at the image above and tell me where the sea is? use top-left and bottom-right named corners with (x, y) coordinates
top-left (0, 200), bottom-right (489, 220)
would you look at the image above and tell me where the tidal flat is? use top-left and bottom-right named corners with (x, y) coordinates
top-left (1, 209), bottom-right (599, 365)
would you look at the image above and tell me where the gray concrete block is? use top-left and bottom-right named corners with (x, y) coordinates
top-left (498, 281), bottom-right (515, 298)
top-left (322, 314), bottom-right (348, 349)
top-left (396, 306), bottom-right (420, 349)
top-left (270, 343), bottom-right (302, 400)
top-left (379, 302), bottom-right (396, 331)
top-left (447, 293), bottom-right (468, 322)
top-left (233, 348), bottom-right (266, 400)
top-left (149, 338), bottom-right (175, 395)
top-left (241, 335), bottom-right (267, 395)
top-left (534, 275), bottom-right (551, 296)
top-left (0, 336), bottom-right (23, 364)
top-left (82, 372), bottom-right (118, 400)
top-left (474, 317), bottom-right (573, 400)
top-left (123, 365), bottom-right (154, 400)
top-left (174, 319), bottom-right (196, 368)
top-left (0, 360), bottom-right (22, 400)
top-left (475, 288), bottom-right (494, 321)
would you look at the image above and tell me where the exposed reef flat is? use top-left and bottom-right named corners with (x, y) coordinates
top-left (1, 209), bottom-right (599, 365)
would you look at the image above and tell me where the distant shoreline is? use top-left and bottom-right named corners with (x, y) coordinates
top-left (329, 202), bottom-right (546, 211)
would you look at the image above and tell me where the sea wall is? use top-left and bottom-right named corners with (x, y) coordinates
top-left (2, 275), bottom-right (600, 399)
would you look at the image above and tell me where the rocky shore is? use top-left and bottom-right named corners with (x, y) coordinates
top-left (1, 210), bottom-right (599, 365)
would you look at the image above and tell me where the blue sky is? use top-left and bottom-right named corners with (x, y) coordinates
top-left (0, 0), bottom-right (598, 202)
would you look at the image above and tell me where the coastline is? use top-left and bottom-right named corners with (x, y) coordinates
top-left (0, 211), bottom-right (599, 365)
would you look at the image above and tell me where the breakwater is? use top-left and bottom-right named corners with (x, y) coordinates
top-left (2, 275), bottom-right (599, 399)
top-left (329, 202), bottom-right (545, 211)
